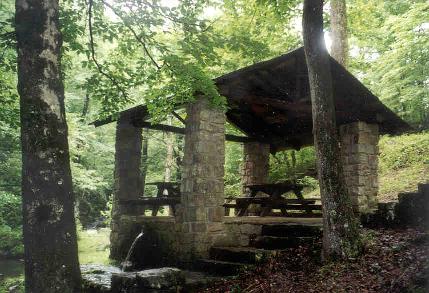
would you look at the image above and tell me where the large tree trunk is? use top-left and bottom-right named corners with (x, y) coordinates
top-left (302, 0), bottom-right (361, 262)
top-left (330, 0), bottom-right (348, 67)
top-left (15, 0), bottom-right (82, 291)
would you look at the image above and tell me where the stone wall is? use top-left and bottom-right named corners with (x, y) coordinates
top-left (178, 97), bottom-right (226, 260)
top-left (110, 216), bottom-right (179, 264)
top-left (110, 114), bottom-right (143, 260)
top-left (241, 142), bottom-right (270, 195)
top-left (339, 121), bottom-right (379, 213)
top-left (223, 221), bottom-right (262, 247)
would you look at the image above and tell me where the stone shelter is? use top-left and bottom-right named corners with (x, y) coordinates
top-left (92, 47), bottom-right (410, 267)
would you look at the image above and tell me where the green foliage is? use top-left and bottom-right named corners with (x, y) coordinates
top-left (348, 1), bottom-right (429, 129)
top-left (379, 132), bottom-right (429, 171)
top-left (0, 276), bottom-right (24, 293)
top-left (68, 114), bottom-right (114, 226)
top-left (378, 132), bottom-right (429, 201)
top-left (269, 147), bottom-right (316, 182)
top-left (0, 192), bottom-right (21, 228)
top-left (224, 142), bottom-right (243, 196)
top-left (0, 225), bottom-right (23, 257)
top-left (0, 192), bottom-right (23, 257)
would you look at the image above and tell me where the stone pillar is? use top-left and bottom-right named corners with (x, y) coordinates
top-left (241, 142), bottom-right (270, 194)
top-left (179, 97), bottom-right (225, 260)
top-left (339, 121), bottom-right (379, 213)
top-left (110, 114), bottom-right (143, 260)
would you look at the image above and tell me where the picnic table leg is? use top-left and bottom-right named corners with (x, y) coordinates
top-left (152, 205), bottom-right (159, 216)
top-left (260, 204), bottom-right (272, 217)
top-left (170, 204), bottom-right (176, 216)
top-left (224, 206), bottom-right (230, 216)
top-left (237, 202), bottom-right (250, 217)
top-left (295, 189), bottom-right (312, 214)
top-left (294, 189), bottom-right (304, 200)
top-left (280, 207), bottom-right (289, 216)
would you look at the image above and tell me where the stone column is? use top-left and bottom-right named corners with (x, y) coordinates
top-left (339, 121), bottom-right (379, 213)
top-left (179, 97), bottom-right (225, 260)
top-left (241, 142), bottom-right (270, 194)
top-left (110, 114), bottom-right (143, 260)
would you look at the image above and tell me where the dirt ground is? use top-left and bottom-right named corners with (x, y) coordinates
top-left (201, 228), bottom-right (429, 293)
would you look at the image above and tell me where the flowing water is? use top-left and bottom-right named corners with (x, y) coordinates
top-left (121, 230), bottom-right (144, 271)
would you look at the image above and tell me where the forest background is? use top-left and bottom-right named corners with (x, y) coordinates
top-left (0, 0), bottom-right (428, 270)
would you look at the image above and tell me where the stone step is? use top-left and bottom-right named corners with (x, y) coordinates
top-left (398, 192), bottom-right (420, 202)
top-left (261, 224), bottom-right (322, 237)
top-left (194, 259), bottom-right (249, 276)
top-left (250, 236), bottom-right (316, 250)
top-left (209, 246), bottom-right (275, 264)
top-left (182, 270), bottom-right (224, 292)
top-left (418, 183), bottom-right (429, 196)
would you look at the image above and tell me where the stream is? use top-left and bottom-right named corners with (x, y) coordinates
top-left (0, 259), bottom-right (24, 279)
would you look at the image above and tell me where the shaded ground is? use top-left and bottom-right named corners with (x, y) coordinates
top-left (201, 228), bottom-right (429, 293)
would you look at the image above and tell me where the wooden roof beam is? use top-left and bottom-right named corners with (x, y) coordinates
top-left (132, 120), bottom-right (258, 143)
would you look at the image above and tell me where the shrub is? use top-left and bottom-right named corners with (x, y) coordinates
top-left (379, 132), bottom-right (429, 172)
top-left (0, 192), bottom-right (21, 229)
top-left (0, 192), bottom-right (23, 257)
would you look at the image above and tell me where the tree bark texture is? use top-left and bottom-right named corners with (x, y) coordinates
top-left (15, 0), bottom-right (82, 291)
top-left (330, 0), bottom-right (348, 67)
top-left (303, 0), bottom-right (361, 261)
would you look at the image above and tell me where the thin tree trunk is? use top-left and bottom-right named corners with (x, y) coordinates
top-left (303, 0), bottom-right (361, 262)
top-left (330, 0), bottom-right (348, 67)
top-left (81, 92), bottom-right (90, 118)
top-left (175, 135), bottom-right (183, 181)
top-left (164, 116), bottom-right (174, 182)
top-left (15, 0), bottom-right (82, 291)
top-left (141, 128), bottom-right (149, 194)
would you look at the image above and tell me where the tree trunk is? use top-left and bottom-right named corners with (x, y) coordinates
top-left (302, 0), bottom-right (361, 262)
top-left (175, 135), bottom-right (184, 181)
top-left (81, 92), bottom-right (90, 118)
top-left (164, 116), bottom-right (174, 182)
top-left (15, 0), bottom-right (82, 291)
top-left (141, 128), bottom-right (149, 193)
top-left (330, 0), bottom-right (348, 67)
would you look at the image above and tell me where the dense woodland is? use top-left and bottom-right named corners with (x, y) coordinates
top-left (0, 0), bottom-right (428, 292)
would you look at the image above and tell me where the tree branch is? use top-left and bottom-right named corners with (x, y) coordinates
top-left (171, 111), bottom-right (186, 125)
top-left (87, 0), bottom-right (129, 98)
top-left (101, 0), bottom-right (161, 70)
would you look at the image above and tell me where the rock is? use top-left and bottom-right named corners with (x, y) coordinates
top-left (81, 264), bottom-right (122, 293)
top-left (82, 265), bottom-right (185, 293)
top-left (111, 267), bottom-right (185, 293)
top-left (8, 285), bottom-right (20, 293)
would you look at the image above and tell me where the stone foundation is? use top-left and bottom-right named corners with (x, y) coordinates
top-left (179, 97), bottom-right (226, 260)
top-left (339, 121), bottom-right (379, 213)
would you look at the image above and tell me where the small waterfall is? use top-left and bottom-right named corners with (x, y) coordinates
top-left (121, 230), bottom-right (144, 271)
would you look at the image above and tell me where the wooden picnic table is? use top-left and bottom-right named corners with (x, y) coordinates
top-left (226, 181), bottom-right (318, 217)
top-left (125, 181), bottom-right (181, 216)
top-left (245, 181), bottom-right (304, 199)
top-left (145, 181), bottom-right (180, 197)
top-left (119, 197), bottom-right (180, 216)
